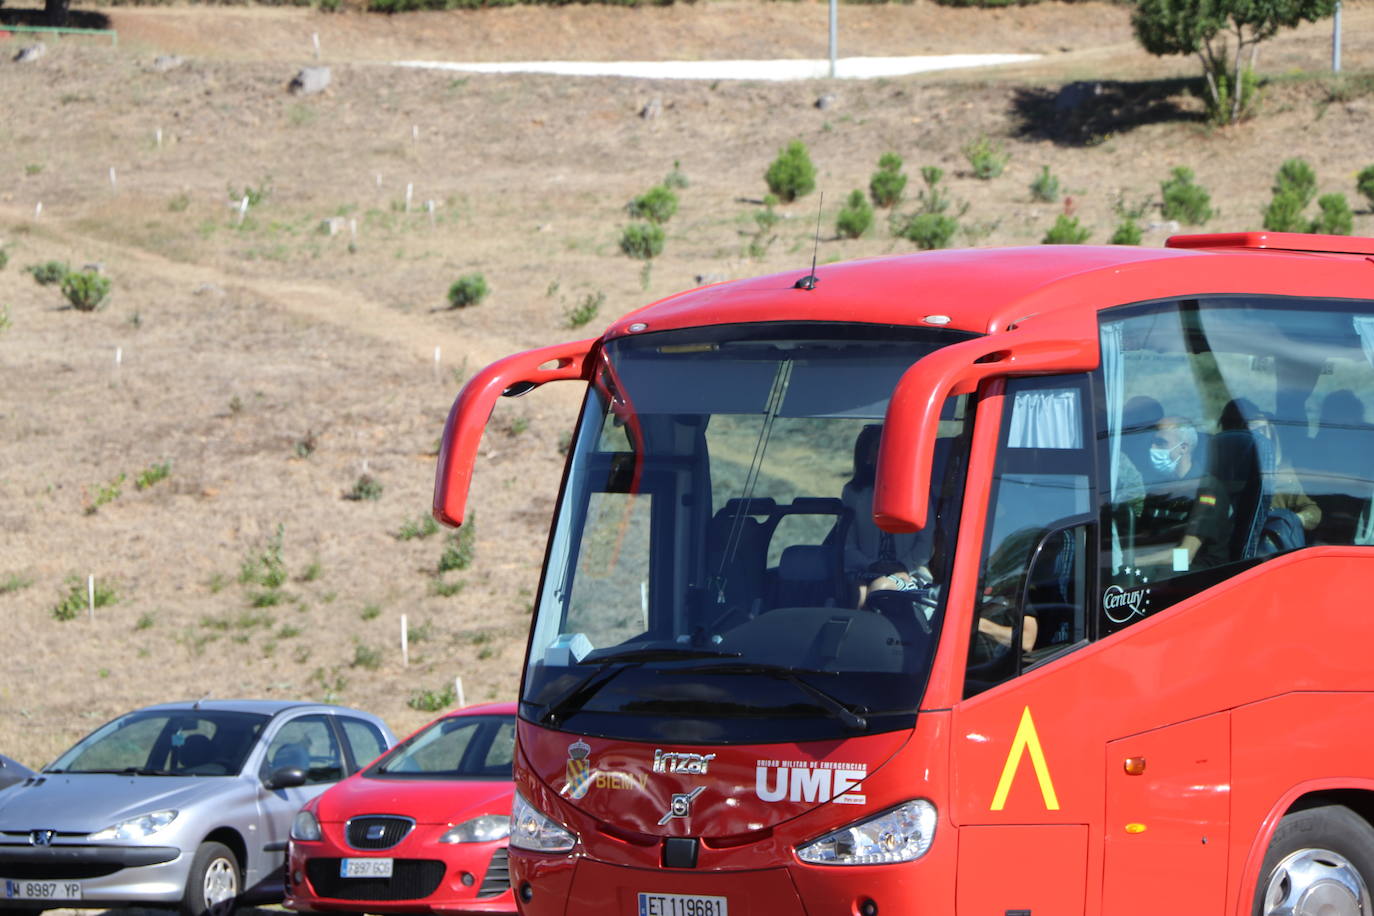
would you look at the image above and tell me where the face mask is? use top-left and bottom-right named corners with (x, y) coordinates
top-left (1150, 445), bottom-right (1180, 475)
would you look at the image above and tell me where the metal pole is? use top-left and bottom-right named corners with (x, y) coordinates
top-left (1333, 1), bottom-right (1342, 73)
top-left (828, 0), bottom-right (837, 79)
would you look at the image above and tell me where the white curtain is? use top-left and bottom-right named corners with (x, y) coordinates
top-left (1100, 322), bottom-right (1126, 570)
top-left (1007, 387), bottom-right (1082, 449)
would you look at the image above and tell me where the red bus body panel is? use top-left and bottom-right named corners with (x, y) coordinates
top-left (439, 238), bottom-right (1374, 915)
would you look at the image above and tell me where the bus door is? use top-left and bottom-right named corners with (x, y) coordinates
top-left (949, 374), bottom-right (1098, 915)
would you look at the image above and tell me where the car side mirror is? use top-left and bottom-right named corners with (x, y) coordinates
top-left (264, 766), bottom-right (307, 790)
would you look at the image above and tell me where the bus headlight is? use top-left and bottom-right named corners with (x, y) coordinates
top-left (795, 800), bottom-right (937, 865)
top-left (510, 790), bottom-right (576, 853)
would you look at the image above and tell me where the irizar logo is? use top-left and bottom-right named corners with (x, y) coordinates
top-left (755, 760), bottom-right (867, 805)
top-left (653, 749), bottom-right (716, 775)
top-left (1103, 583), bottom-right (1150, 624)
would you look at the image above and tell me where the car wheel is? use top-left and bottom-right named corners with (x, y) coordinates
top-left (180, 841), bottom-right (241, 916)
top-left (1254, 805), bottom-right (1374, 916)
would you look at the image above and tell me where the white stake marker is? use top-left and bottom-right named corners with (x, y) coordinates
top-left (312, 31), bottom-right (321, 59)
top-left (454, 676), bottom-right (465, 709)
top-left (87, 575), bottom-right (95, 620)
top-left (109, 167), bottom-right (117, 191)
top-left (405, 183), bottom-right (413, 213)
top-left (237, 196), bottom-right (249, 226)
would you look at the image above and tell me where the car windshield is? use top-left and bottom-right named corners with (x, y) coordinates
top-left (48, 710), bottom-right (269, 777)
top-left (521, 322), bottom-right (977, 744)
top-left (366, 715), bottom-right (515, 780)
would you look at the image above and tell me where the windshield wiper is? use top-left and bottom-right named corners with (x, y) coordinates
top-left (676, 662), bottom-right (869, 731)
top-left (538, 647), bottom-right (740, 726)
top-left (73, 767), bottom-right (177, 776)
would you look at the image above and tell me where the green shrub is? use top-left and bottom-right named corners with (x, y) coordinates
top-left (1263, 189), bottom-right (1308, 232)
top-left (1358, 165), bottom-right (1374, 212)
top-left (1042, 214), bottom-right (1091, 244)
top-left (85, 473), bottom-right (126, 515)
top-left (916, 166), bottom-right (953, 214)
top-left (28, 261), bottom-right (69, 285)
top-left (407, 683), bottom-right (457, 712)
top-left (835, 190), bottom-right (874, 239)
top-left (227, 177), bottom-right (272, 207)
top-left (239, 525), bottom-right (287, 589)
top-left (135, 462), bottom-right (171, 491)
top-left (52, 576), bottom-right (117, 622)
top-left (663, 160), bottom-right (690, 190)
top-left (566, 290), bottom-right (605, 329)
top-left (1273, 158), bottom-right (1318, 209)
top-left (963, 135), bottom-right (1008, 180)
top-left (1029, 165), bottom-right (1061, 203)
top-left (755, 194), bottom-right (781, 233)
top-left (764, 140), bottom-right (817, 203)
top-left (1206, 62), bottom-right (1261, 126)
top-left (0, 306), bottom-right (10, 335)
top-left (627, 185), bottom-right (678, 224)
top-left (438, 519), bottom-right (476, 573)
top-left (868, 152), bottom-right (907, 208)
top-left (1159, 167), bottom-right (1213, 225)
top-left (446, 273), bottom-right (488, 309)
top-left (1311, 193), bottom-right (1354, 236)
top-left (1110, 220), bottom-right (1143, 246)
top-left (0, 249), bottom-right (8, 271)
top-left (62, 271), bottom-right (111, 311)
top-left (351, 642), bottom-right (383, 670)
top-left (896, 212), bottom-right (959, 250)
top-left (345, 473), bottom-right (383, 501)
top-left (620, 223), bottom-right (665, 260)
top-left (395, 515), bottom-right (440, 540)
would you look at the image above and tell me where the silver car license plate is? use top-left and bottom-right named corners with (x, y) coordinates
top-left (3, 879), bottom-right (82, 900)
top-left (637, 892), bottom-right (727, 916)
top-left (340, 858), bottom-right (393, 878)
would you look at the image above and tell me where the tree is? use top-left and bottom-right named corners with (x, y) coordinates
top-left (1132, 0), bottom-right (1337, 124)
top-left (46, 0), bottom-right (71, 26)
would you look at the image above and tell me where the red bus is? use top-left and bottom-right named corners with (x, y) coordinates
top-left (434, 233), bottom-right (1374, 916)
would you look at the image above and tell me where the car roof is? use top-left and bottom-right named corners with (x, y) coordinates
top-left (441, 701), bottom-right (518, 718)
top-left (136, 699), bottom-right (379, 719)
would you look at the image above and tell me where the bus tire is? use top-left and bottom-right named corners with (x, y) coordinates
top-left (1254, 804), bottom-right (1374, 916)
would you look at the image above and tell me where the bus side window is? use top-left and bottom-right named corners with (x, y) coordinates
top-left (1099, 298), bottom-right (1374, 630)
top-left (966, 376), bottom-right (1094, 699)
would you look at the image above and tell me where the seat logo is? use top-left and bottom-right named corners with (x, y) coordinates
top-left (657, 786), bottom-right (705, 826)
top-left (365, 824), bottom-right (386, 841)
top-left (30, 830), bottom-right (55, 847)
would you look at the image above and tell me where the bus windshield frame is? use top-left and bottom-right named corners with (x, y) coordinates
top-left (519, 321), bottom-right (978, 745)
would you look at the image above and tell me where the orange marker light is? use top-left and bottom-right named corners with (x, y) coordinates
top-left (1123, 757), bottom-right (1147, 776)
top-left (1125, 823), bottom-right (1147, 834)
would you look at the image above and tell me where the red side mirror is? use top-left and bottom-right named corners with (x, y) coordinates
top-left (873, 316), bottom-right (1098, 533)
top-left (433, 339), bottom-right (594, 527)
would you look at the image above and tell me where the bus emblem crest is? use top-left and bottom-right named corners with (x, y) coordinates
top-left (565, 739), bottom-right (593, 799)
top-left (1103, 584), bottom-right (1150, 624)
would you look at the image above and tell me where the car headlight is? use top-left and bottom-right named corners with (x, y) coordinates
top-left (88, 809), bottom-right (178, 841)
top-left (509, 790), bottom-right (575, 853)
top-left (440, 815), bottom-right (511, 844)
top-left (290, 810), bottom-right (322, 842)
top-left (795, 800), bottom-right (937, 865)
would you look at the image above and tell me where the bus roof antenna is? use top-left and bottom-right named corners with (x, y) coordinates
top-left (794, 192), bottom-right (823, 291)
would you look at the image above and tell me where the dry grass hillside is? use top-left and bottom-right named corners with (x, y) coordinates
top-left (2, 0), bottom-right (1374, 778)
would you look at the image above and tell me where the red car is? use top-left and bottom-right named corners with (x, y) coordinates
top-left (285, 702), bottom-right (516, 915)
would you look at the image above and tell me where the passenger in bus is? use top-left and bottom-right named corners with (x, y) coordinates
top-left (1293, 389), bottom-right (1373, 544)
top-left (1137, 417), bottom-right (1234, 572)
top-left (841, 424), bottom-right (933, 605)
top-left (1218, 398), bottom-right (1320, 542)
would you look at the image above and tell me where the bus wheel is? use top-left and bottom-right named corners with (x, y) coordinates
top-left (1256, 805), bottom-right (1374, 916)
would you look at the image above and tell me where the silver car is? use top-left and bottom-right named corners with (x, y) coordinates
top-left (0, 699), bottom-right (394, 916)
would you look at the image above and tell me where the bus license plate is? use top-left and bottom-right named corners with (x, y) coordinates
top-left (340, 858), bottom-right (393, 878)
top-left (3, 879), bottom-right (82, 900)
top-left (637, 892), bottom-right (727, 916)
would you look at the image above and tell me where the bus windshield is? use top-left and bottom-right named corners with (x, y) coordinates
top-left (521, 322), bottom-right (977, 744)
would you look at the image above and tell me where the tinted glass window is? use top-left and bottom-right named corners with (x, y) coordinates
top-left (340, 718), bottom-right (388, 772)
top-left (367, 715), bottom-right (516, 779)
top-left (262, 715), bottom-right (343, 785)
top-left (967, 376), bottom-right (1094, 697)
top-left (1099, 297), bottom-right (1374, 631)
top-left (49, 710), bottom-right (267, 777)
